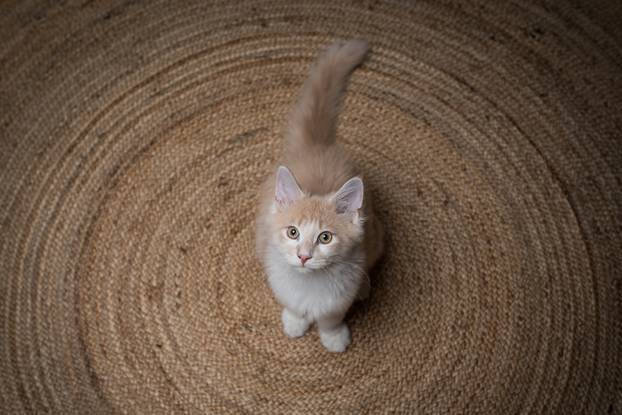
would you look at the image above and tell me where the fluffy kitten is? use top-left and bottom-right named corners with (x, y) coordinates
top-left (255, 40), bottom-right (384, 352)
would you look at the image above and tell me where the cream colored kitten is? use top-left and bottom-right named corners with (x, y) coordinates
top-left (256, 40), bottom-right (384, 352)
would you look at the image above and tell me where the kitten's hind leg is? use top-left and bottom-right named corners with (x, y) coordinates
top-left (281, 308), bottom-right (310, 338)
top-left (317, 313), bottom-right (351, 353)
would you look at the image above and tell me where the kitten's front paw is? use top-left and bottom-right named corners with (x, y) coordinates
top-left (319, 323), bottom-right (351, 353)
top-left (282, 309), bottom-right (310, 338)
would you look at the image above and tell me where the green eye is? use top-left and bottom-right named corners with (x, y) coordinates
top-left (318, 231), bottom-right (332, 244)
top-left (286, 226), bottom-right (299, 239)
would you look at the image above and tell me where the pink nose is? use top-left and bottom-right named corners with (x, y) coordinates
top-left (298, 254), bottom-right (312, 265)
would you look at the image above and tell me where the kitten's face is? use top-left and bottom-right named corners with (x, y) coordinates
top-left (272, 198), bottom-right (363, 270)
top-left (270, 166), bottom-right (364, 271)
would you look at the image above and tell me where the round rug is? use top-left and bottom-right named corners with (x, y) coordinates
top-left (1, 1), bottom-right (621, 414)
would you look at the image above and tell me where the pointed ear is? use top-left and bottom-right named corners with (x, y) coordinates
top-left (333, 177), bottom-right (364, 214)
top-left (275, 166), bottom-right (304, 206)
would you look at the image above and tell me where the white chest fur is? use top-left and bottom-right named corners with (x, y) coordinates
top-left (265, 248), bottom-right (363, 321)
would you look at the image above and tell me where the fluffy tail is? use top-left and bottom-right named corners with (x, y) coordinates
top-left (286, 39), bottom-right (369, 149)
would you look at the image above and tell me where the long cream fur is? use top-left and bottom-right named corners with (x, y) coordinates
top-left (256, 40), bottom-right (384, 352)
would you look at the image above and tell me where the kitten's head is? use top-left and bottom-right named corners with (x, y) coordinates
top-left (269, 166), bottom-right (364, 271)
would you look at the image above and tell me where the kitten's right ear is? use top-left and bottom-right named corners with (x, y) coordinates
top-left (275, 166), bottom-right (303, 206)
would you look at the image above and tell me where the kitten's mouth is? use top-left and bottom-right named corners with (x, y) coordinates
top-left (288, 256), bottom-right (328, 271)
top-left (296, 262), bottom-right (328, 271)
top-left (293, 262), bottom-right (315, 271)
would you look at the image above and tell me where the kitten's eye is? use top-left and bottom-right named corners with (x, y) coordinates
top-left (286, 226), bottom-right (299, 239)
top-left (318, 231), bottom-right (333, 244)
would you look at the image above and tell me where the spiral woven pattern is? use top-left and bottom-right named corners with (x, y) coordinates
top-left (1, 1), bottom-right (621, 414)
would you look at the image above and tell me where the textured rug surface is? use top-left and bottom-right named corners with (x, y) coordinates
top-left (1, 1), bottom-right (621, 414)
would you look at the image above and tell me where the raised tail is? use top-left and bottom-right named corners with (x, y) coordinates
top-left (286, 39), bottom-right (369, 149)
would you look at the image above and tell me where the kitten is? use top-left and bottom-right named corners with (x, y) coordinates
top-left (255, 40), bottom-right (384, 352)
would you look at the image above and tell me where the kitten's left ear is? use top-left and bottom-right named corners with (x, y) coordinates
top-left (275, 165), bottom-right (304, 206)
top-left (332, 177), bottom-right (364, 214)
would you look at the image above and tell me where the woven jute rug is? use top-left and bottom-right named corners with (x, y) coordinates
top-left (1, 1), bottom-right (621, 414)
